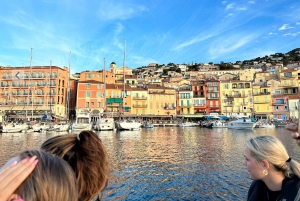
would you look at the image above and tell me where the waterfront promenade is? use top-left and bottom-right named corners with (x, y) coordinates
top-left (0, 127), bottom-right (299, 200)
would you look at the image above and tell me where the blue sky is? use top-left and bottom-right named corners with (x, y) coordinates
top-left (0, 0), bottom-right (299, 73)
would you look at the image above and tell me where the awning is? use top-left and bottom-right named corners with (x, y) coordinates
top-left (106, 98), bottom-right (114, 103)
top-left (115, 98), bottom-right (122, 103)
top-left (124, 106), bottom-right (131, 110)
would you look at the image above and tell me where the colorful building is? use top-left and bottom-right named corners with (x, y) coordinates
top-left (220, 80), bottom-right (253, 117)
top-left (177, 84), bottom-right (194, 115)
top-left (131, 87), bottom-right (148, 115)
top-left (0, 66), bottom-right (69, 121)
top-left (252, 85), bottom-right (272, 119)
top-left (191, 80), bottom-right (206, 114)
top-left (148, 85), bottom-right (176, 116)
top-left (288, 94), bottom-right (300, 119)
top-left (76, 80), bottom-right (105, 115)
top-left (271, 95), bottom-right (289, 120)
top-left (206, 80), bottom-right (221, 114)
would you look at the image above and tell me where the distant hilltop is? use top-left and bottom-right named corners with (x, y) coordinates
top-left (133, 47), bottom-right (300, 74)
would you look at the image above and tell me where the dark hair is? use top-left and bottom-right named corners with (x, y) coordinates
top-left (41, 130), bottom-right (109, 201)
top-left (16, 150), bottom-right (78, 201)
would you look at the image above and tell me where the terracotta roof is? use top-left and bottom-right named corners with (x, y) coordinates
top-left (281, 68), bottom-right (297, 72)
top-left (106, 84), bottom-right (131, 90)
top-left (220, 80), bottom-right (251, 83)
top-left (131, 87), bottom-right (147, 91)
top-left (287, 94), bottom-right (300, 100)
top-left (78, 80), bottom-right (104, 84)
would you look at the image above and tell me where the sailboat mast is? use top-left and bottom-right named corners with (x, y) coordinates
top-left (49, 61), bottom-right (52, 118)
top-left (123, 38), bottom-right (126, 112)
top-left (103, 58), bottom-right (106, 112)
top-left (66, 51), bottom-right (71, 120)
top-left (30, 48), bottom-right (33, 120)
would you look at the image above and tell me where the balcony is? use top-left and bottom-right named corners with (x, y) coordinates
top-left (193, 95), bottom-right (205, 98)
top-left (132, 104), bottom-right (147, 108)
top-left (132, 96), bottom-right (147, 100)
top-left (253, 92), bottom-right (270, 96)
top-left (223, 102), bottom-right (234, 107)
top-left (207, 97), bottom-right (219, 100)
top-left (207, 90), bottom-right (219, 93)
top-left (206, 105), bottom-right (220, 108)
top-left (240, 102), bottom-right (248, 105)
top-left (164, 106), bottom-right (175, 110)
top-left (272, 101), bottom-right (286, 105)
top-left (194, 103), bottom-right (206, 107)
top-left (149, 90), bottom-right (165, 94)
top-left (180, 96), bottom-right (192, 99)
top-left (280, 84), bottom-right (298, 88)
top-left (253, 100), bottom-right (271, 104)
top-left (180, 104), bottom-right (193, 108)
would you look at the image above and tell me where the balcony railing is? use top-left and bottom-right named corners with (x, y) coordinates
top-left (272, 101), bottom-right (286, 105)
top-left (180, 104), bottom-right (193, 107)
top-left (132, 104), bottom-right (147, 108)
top-left (253, 101), bottom-right (271, 104)
top-left (164, 106), bottom-right (175, 110)
top-left (253, 92), bottom-right (270, 95)
top-left (207, 97), bottom-right (219, 100)
top-left (132, 96), bottom-right (147, 100)
top-left (206, 105), bottom-right (220, 108)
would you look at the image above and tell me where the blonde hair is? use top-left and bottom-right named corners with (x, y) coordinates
top-left (41, 130), bottom-right (109, 201)
top-left (246, 135), bottom-right (300, 178)
top-left (16, 150), bottom-right (78, 201)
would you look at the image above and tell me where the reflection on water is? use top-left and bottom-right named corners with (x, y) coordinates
top-left (1, 127), bottom-right (299, 200)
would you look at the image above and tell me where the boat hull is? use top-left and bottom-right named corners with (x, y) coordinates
top-left (116, 121), bottom-right (141, 130)
top-left (227, 122), bottom-right (255, 129)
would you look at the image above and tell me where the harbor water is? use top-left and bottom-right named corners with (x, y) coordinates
top-left (1, 127), bottom-right (300, 200)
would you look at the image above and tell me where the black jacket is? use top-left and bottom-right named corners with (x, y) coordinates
top-left (247, 177), bottom-right (300, 201)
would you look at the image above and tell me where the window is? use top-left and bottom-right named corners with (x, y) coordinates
top-left (275, 106), bottom-right (279, 110)
top-left (85, 92), bottom-right (91, 97)
top-left (97, 102), bottom-right (101, 107)
top-left (86, 84), bottom-right (91, 89)
top-left (91, 102), bottom-right (94, 106)
top-left (98, 84), bottom-right (102, 89)
top-left (86, 102), bottom-right (89, 107)
top-left (224, 84), bottom-right (229, 89)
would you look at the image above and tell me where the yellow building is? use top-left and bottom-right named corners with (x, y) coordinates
top-left (278, 69), bottom-right (298, 95)
top-left (178, 84), bottom-right (194, 115)
top-left (105, 84), bottom-right (131, 114)
top-left (240, 68), bottom-right (255, 81)
top-left (220, 81), bottom-right (253, 117)
top-left (147, 85), bottom-right (176, 116)
top-left (252, 85), bottom-right (272, 119)
top-left (131, 87), bottom-right (148, 115)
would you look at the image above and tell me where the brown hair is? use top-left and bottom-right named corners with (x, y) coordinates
top-left (41, 130), bottom-right (109, 201)
top-left (16, 149), bottom-right (78, 201)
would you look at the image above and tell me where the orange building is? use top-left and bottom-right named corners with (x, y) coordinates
top-left (76, 80), bottom-right (105, 115)
top-left (0, 66), bottom-right (70, 121)
top-left (79, 70), bottom-right (115, 84)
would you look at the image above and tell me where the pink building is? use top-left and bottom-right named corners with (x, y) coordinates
top-left (271, 95), bottom-right (289, 120)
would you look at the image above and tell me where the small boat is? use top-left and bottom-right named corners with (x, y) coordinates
top-left (53, 122), bottom-right (70, 131)
top-left (32, 122), bottom-right (51, 132)
top-left (2, 123), bottom-right (23, 133)
top-left (178, 122), bottom-right (198, 127)
top-left (95, 113), bottom-right (115, 131)
top-left (227, 115), bottom-right (256, 130)
top-left (212, 120), bottom-right (228, 128)
top-left (143, 122), bottom-right (154, 128)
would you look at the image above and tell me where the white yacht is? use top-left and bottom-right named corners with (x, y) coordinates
top-left (227, 115), bottom-right (256, 130)
top-left (96, 116), bottom-right (115, 131)
top-left (116, 119), bottom-right (141, 131)
top-left (72, 112), bottom-right (93, 131)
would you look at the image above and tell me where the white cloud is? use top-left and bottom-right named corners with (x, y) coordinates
top-left (296, 22), bottom-right (300, 25)
top-left (226, 3), bottom-right (235, 10)
top-left (283, 32), bottom-right (300, 36)
top-left (172, 35), bottom-right (214, 51)
top-left (222, 1), bottom-right (227, 5)
top-left (248, 1), bottom-right (255, 4)
top-left (97, 2), bottom-right (148, 21)
top-left (236, 6), bottom-right (247, 11)
top-left (278, 24), bottom-right (294, 31)
top-left (225, 13), bottom-right (234, 18)
top-left (269, 32), bottom-right (277, 35)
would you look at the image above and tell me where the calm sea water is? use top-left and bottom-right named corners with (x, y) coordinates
top-left (1, 127), bottom-right (299, 201)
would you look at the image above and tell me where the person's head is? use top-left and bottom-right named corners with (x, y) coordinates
top-left (10, 149), bottom-right (78, 201)
top-left (243, 135), bottom-right (300, 180)
top-left (41, 130), bottom-right (109, 201)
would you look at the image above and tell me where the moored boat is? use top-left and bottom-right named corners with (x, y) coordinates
top-left (227, 115), bottom-right (256, 129)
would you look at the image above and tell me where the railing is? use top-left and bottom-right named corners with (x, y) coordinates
top-left (149, 90), bottom-right (165, 94)
top-left (193, 104), bottom-right (206, 107)
top-left (253, 101), bottom-right (271, 104)
top-left (193, 95), bottom-right (205, 98)
top-left (272, 101), bottom-right (286, 105)
top-left (132, 96), bottom-right (147, 100)
top-left (253, 92), bottom-right (270, 95)
top-left (206, 105), bottom-right (220, 108)
top-left (180, 104), bottom-right (193, 107)
top-left (164, 106), bottom-right (176, 110)
top-left (132, 104), bottom-right (147, 108)
top-left (207, 97), bottom-right (219, 99)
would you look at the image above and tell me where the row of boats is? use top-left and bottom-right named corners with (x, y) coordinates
top-left (1, 114), bottom-right (282, 133)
